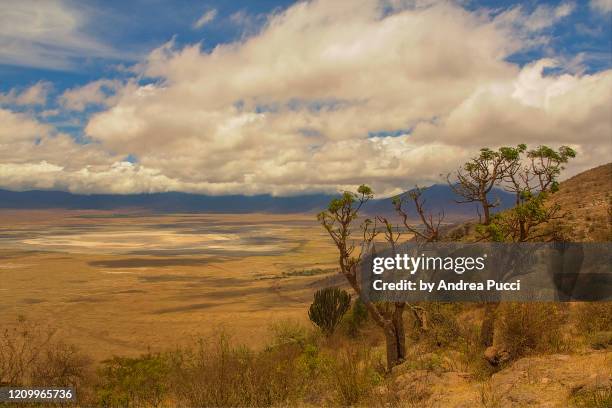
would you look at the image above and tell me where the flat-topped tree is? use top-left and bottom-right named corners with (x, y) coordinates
top-left (317, 185), bottom-right (408, 370)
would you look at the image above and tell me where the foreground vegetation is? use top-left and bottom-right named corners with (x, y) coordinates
top-left (1, 301), bottom-right (610, 407)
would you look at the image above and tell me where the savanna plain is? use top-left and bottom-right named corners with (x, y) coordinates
top-left (0, 211), bottom-right (338, 359)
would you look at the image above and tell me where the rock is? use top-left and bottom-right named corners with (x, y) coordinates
top-left (507, 389), bottom-right (539, 404)
top-left (570, 373), bottom-right (612, 395)
top-left (393, 370), bottom-right (435, 401)
top-left (484, 346), bottom-right (511, 366)
top-left (390, 351), bottom-right (611, 407)
top-left (393, 369), bottom-right (478, 407)
top-left (589, 331), bottom-right (612, 349)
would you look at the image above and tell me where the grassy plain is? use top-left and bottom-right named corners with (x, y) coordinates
top-left (0, 210), bottom-right (339, 360)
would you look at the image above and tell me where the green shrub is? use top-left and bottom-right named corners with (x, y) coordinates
top-left (422, 303), bottom-right (462, 348)
top-left (268, 319), bottom-right (313, 349)
top-left (343, 297), bottom-right (369, 338)
top-left (96, 353), bottom-right (170, 408)
top-left (309, 287), bottom-right (351, 336)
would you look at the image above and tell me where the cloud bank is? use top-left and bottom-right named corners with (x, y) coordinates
top-left (1, 0), bottom-right (611, 196)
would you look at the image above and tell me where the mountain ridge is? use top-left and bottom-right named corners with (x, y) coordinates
top-left (0, 184), bottom-right (515, 220)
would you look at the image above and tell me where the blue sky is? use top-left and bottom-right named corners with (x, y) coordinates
top-left (0, 0), bottom-right (610, 194)
top-left (2, 1), bottom-right (610, 100)
top-left (1, 1), bottom-right (293, 87)
top-left (0, 0), bottom-right (297, 138)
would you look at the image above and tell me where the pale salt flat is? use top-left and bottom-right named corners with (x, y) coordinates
top-left (11, 226), bottom-right (294, 255)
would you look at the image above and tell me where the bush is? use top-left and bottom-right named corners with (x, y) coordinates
top-left (268, 319), bottom-right (314, 349)
top-left (571, 388), bottom-right (612, 408)
top-left (328, 347), bottom-right (382, 406)
top-left (32, 341), bottom-right (92, 387)
top-left (574, 303), bottom-right (612, 349)
top-left (343, 297), bottom-right (369, 338)
top-left (495, 303), bottom-right (567, 358)
top-left (169, 333), bottom-right (310, 407)
top-left (575, 303), bottom-right (612, 334)
top-left (0, 316), bottom-right (90, 395)
top-left (96, 353), bottom-right (170, 407)
top-left (309, 287), bottom-right (351, 336)
top-left (420, 303), bottom-right (462, 349)
top-left (405, 303), bottom-right (462, 351)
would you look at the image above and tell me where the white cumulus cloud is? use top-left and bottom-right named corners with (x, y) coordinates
top-left (59, 79), bottom-right (122, 111)
top-left (0, 81), bottom-right (52, 106)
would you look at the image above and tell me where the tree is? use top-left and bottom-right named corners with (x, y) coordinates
top-left (392, 186), bottom-right (443, 242)
top-left (308, 288), bottom-right (351, 336)
top-left (319, 145), bottom-right (576, 360)
top-left (448, 146), bottom-right (523, 225)
top-left (317, 185), bottom-right (408, 370)
top-left (469, 145), bottom-right (576, 347)
top-left (488, 145), bottom-right (577, 242)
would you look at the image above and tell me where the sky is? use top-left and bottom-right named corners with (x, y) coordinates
top-left (0, 0), bottom-right (611, 196)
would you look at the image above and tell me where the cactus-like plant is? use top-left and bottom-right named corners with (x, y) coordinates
top-left (308, 287), bottom-right (351, 336)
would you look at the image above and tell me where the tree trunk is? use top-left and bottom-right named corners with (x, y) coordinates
top-left (519, 219), bottom-right (527, 241)
top-left (482, 202), bottom-right (491, 225)
top-left (480, 302), bottom-right (499, 347)
top-left (384, 305), bottom-right (406, 370)
top-left (344, 268), bottom-right (407, 371)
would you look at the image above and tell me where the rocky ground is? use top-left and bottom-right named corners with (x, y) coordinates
top-left (388, 350), bottom-right (611, 407)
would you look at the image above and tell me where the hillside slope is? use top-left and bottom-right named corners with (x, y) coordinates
top-left (445, 163), bottom-right (612, 242)
top-left (548, 162), bottom-right (612, 241)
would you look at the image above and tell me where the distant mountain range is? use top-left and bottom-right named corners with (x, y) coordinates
top-left (0, 185), bottom-right (515, 220)
top-left (366, 184), bottom-right (514, 220)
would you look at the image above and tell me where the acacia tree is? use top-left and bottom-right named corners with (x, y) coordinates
top-left (448, 147), bottom-right (522, 225)
top-left (317, 186), bottom-right (408, 370)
